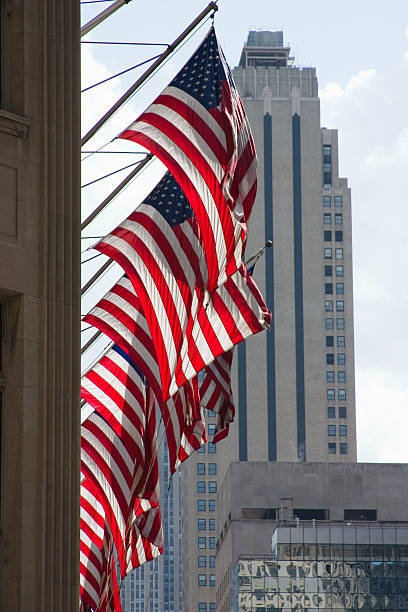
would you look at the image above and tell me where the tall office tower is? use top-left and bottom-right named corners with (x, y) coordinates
top-left (120, 436), bottom-right (183, 612)
top-left (182, 30), bottom-right (357, 611)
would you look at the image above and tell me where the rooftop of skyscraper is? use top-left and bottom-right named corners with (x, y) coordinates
top-left (239, 29), bottom-right (294, 68)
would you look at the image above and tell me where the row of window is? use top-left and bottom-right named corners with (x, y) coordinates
top-left (325, 317), bottom-right (344, 330)
top-left (324, 247), bottom-right (343, 259)
top-left (328, 442), bottom-right (348, 455)
top-left (325, 282), bottom-right (344, 294)
top-left (198, 536), bottom-right (216, 549)
top-left (197, 443), bottom-right (216, 454)
top-left (324, 230), bottom-right (343, 242)
top-left (323, 144), bottom-right (332, 188)
top-left (327, 353), bottom-right (345, 365)
top-left (197, 481), bottom-right (217, 493)
top-left (198, 499), bottom-right (216, 512)
top-left (199, 603), bottom-right (216, 612)
top-left (326, 336), bottom-right (345, 347)
top-left (323, 195), bottom-right (342, 207)
top-left (328, 406), bottom-right (347, 419)
top-left (327, 389), bottom-right (346, 401)
top-left (198, 574), bottom-right (216, 587)
top-left (198, 555), bottom-right (215, 568)
top-left (328, 424), bottom-right (347, 436)
top-left (198, 518), bottom-right (216, 531)
top-left (326, 371), bottom-right (346, 383)
top-left (197, 463), bottom-right (217, 475)
top-left (324, 213), bottom-right (343, 225)
top-left (325, 300), bottom-right (344, 312)
top-left (325, 265), bottom-right (344, 277)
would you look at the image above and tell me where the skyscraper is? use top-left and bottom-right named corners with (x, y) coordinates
top-left (182, 30), bottom-right (357, 611)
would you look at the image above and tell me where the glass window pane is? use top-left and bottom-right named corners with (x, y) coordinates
top-left (336, 282), bottom-right (344, 294)
top-left (337, 336), bottom-right (345, 347)
top-left (336, 318), bottom-right (345, 330)
top-left (324, 213), bottom-right (332, 224)
top-left (335, 248), bottom-right (343, 259)
top-left (327, 389), bottom-right (335, 400)
top-left (198, 556), bottom-right (206, 568)
top-left (327, 406), bottom-right (336, 418)
top-left (326, 353), bottom-right (334, 365)
top-left (325, 265), bottom-right (332, 276)
top-left (323, 196), bottom-right (331, 207)
top-left (328, 442), bottom-right (336, 454)
top-left (324, 247), bottom-right (332, 259)
top-left (324, 230), bottom-right (332, 242)
top-left (325, 300), bottom-right (333, 312)
top-left (335, 213), bottom-right (343, 225)
top-left (339, 406), bottom-right (347, 418)
top-left (197, 463), bottom-right (205, 475)
top-left (336, 265), bottom-right (344, 277)
top-left (328, 424), bottom-right (336, 436)
top-left (325, 318), bottom-right (334, 329)
top-left (339, 425), bottom-right (347, 437)
top-left (208, 463), bottom-right (217, 475)
top-left (334, 195), bottom-right (342, 207)
top-left (338, 389), bottom-right (346, 401)
top-left (326, 371), bottom-right (335, 383)
top-left (336, 300), bottom-right (344, 312)
top-left (338, 353), bottom-right (345, 365)
top-left (338, 371), bottom-right (346, 383)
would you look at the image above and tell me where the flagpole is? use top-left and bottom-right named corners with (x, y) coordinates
top-left (81, 152), bottom-right (154, 230)
top-left (81, 1), bottom-right (218, 146)
top-left (81, 0), bottom-right (134, 38)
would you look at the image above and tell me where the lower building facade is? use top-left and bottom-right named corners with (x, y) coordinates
top-left (216, 462), bottom-right (408, 611)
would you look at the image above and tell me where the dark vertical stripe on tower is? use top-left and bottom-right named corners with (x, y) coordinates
top-left (263, 113), bottom-right (277, 461)
top-left (292, 113), bottom-right (306, 461)
top-left (237, 341), bottom-right (247, 461)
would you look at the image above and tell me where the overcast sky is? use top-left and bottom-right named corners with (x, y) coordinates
top-left (80, 0), bottom-right (408, 463)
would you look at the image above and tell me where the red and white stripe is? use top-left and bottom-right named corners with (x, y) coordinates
top-left (83, 276), bottom-right (206, 473)
top-left (200, 349), bottom-right (235, 444)
top-left (81, 349), bottom-right (163, 577)
top-left (119, 29), bottom-right (257, 294)
top-left (80, 479), bottom-right (123, 612)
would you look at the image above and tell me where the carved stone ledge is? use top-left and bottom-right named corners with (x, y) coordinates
top-left (0, 109), bottom-right (31, 139)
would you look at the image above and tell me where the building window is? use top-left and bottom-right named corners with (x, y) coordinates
top-left (323, 144), bottom-right (332, 188)
top-left (197, 481), bottom-right (206, 493)
top-left (326, 371), bottom-right (335, 383)
top-left (198, 556), bottom-right (206, 568)
top-left (209, 556), bottom-right (215, 568)
top-left (328, 443), bottom-right (336, 454)
top-left (325, 318), bottom-right (334, 330)
top-left (198, 537), bottom-right (206, 549)
top-left (337, 336), bottom-right (345, 347)
top-left (334, 213), bottom-right (343, 225)
top-left (323, 195), bottom-right (331, 207)
top-left (208, 424), bottom-right (216, 435)
top-left (209, 574), bottom-right (216, 587)
top-left (208, 463), bottom-right (217, 475)
top-left (327, 389), bottom-right (335, 401)
top-left (324, 247), bottom-right (332, 259)
top-left (325, 283), bottom-right (333, 294)
top-left (339, 425), bottom-right (347, 437)
top-left (208, 442), bottom-right (216, 453)
top-left (336, 300), bottom-right (344, 312)
top-left (338, 371), bottom-right (346, 383)
top-left (198, 574), bottom-right (207, 587)
top-left (334, 195), bottom-right (342, 207)
top-left (209, 518), bottom-right (215, 531)
top-left (328, 424), bottom-right (336, 436)
top-left (207, 408), bottom-right (216, 418)
top-left (324, 230), bottom-right (332, 242)
top-left (198, 603), bottom-right (207, 612)
top-left (337, 353), bottom-right (345, 365)
top-left (335, 230), bottom-right (343, 241)
top-left (208, 481), bottom-right (217, 494)
top-left (336, 318), bottom-right (345, 330)
top-left (327, 406), bottom-right (336, 418)
top-left (208, 499), bottom-right (215, 512)
top-left (335, 248), bottom-right (343, 259)
top-left (324, 265), bottom-right (333, 277)
top-left (326, 336), bottom-right (334, 347)
top-left (338, 389), bottom-right (346, 401)
top-left (326, 353), bottom-right (334, 365)
top-left (335, 265), bottom-right (344, 277)
top-left (324, 213), bottom-right (332, 225)
top-left (197, 445), bottom-right (205, 453)
top-left (325, 300), bottom-right (333, 312)
top-left (339, 406), bottom-right (347, 419)
top-left (197, 463), bottom-right (205, 475)
top-left (209, 537), bottom-right (216, 549)
top-left (197, 500), bottom-right (206, 512)
top-left (339, 442), bottom-right (348, 455)
top-left (336, 283), bottom-right (344, 294)
top-left (198, 519), bottom-right (206, 531)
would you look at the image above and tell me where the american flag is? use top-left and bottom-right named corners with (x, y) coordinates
top-left (82, 275), bottom-right (206, 474)
top-left (80, 478), bottom-right (123, 612)
top-left (118, 27), bottom-right (257, 294)
top-left (200, 349), bottom-right (235, 444)
top-left (81, 345), bottom-right (163, 577)
top-left (95, 174), bottom-right (269, 401)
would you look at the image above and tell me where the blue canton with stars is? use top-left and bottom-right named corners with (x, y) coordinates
top-left (171, 27), bottom-right (228, 110)
top-left (144, 171), bottom-right (194, 228)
